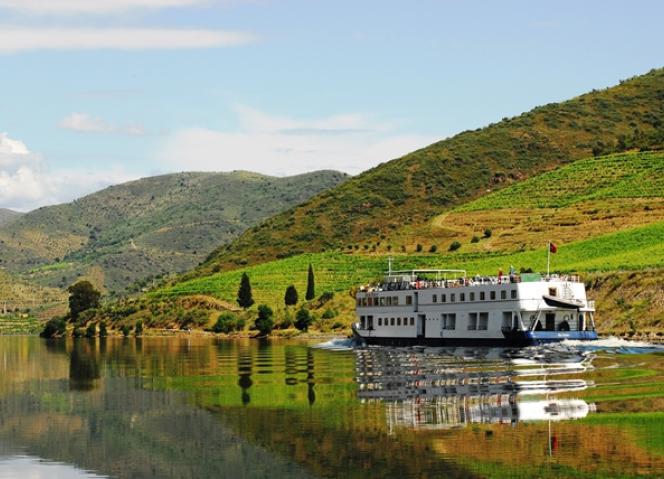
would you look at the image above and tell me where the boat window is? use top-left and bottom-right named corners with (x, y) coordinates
top-left (451, 293), bottom-right (456, 302)
top-left (470, 292), bottom-right (475, 301)
top-left (361, 298), bottom-right (367, 307)
top-left (441, 294), bottom-right (446, 303)
top-left (432, 294), bottom-right (437, 303)
top-left (392, 296), bottom-right (399, 305)
top-left (367, 297), bottom-right (373, 307)
top-left (390, 317), bottom-right (395, 326)
top-left (360, 316), bottom-right (366, 329)
top-left (490, 291), bottom-right (496, 300)
top-left (479, 312), bottom-right (489, 330)
top-left (410, 317), bottom-right (415, 326)
top-left (379, 297), bottom-right (386, 306)
top-left (406, 296), bottom-right (413, 305)
top-left (442, 313), bottom-right (456, 330)
top-left (502, 312), bottom-right (512, 329)
top-left (460, 293), bottom-right (465, 302)
top-left (549, 287), bottom-right (557, 297)
top-left (480, 292), bottom-right (485, 301)
top-left (386, 297), bottom-right (391, 306)
top-left (468, 313), bottom-right (477, 330)
top-left (501, 290), bottom-right (507, 300)
top-left (511, 290), bottom-right (517, 299)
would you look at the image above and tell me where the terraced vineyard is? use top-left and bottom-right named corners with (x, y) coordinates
top-left (457, 151), bottom-right (664, 210)
top-left (394, 151), bottom-right (664, 253)
top-left (0, 315), bottom-right (42, 335)
top-left (155, 222), bottom-right (663, 307)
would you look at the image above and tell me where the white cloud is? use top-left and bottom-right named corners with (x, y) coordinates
top-left (0, 0), bottom-right (209, 14)
top-left (157, 106), bottom-right (436, 176)
top-left (59, 112), bottom-right (146, 136)
top-left (0, 132), bottom-right (136, 211)
top-left (0, 27), bottom-right (257, 52)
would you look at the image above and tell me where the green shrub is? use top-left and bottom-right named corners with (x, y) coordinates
top-left (40, 318), bottom-right (66, 338)
top-left (483, 228), bottom-right (492, 238)
top-left (177, 308), bottom-right (208, 329)
top-left (135, 319), bottom-right (144, 336)
top-left (429, 245), bottom-right (438, 253)
top-left (471, 235), bottom-right (480, 243)
top-left (212, 312), bottom-right (245, 334)
top-left (416, 244), bottom-right (423, 252)
top-left (85, 323), bottom-right (97, 338)
top-left (99, 321), bottom-right (108, 337)
top-left (121, 325), bottom-right (131, 337)
top-left (72, 327), bottom-right (84, 338)
top-left (321, 309), bottom-right (337, 319)
top-left (295, 308), bottom-right (313, 332)
top-left (255, 305), bottom-right (274, 336)
top-left (449, 241), bottom-right (462, 252)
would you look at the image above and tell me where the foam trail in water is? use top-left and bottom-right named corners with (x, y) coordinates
top-left (561, 336), bottom-right (662, 349)
top-left (313, 338), bottom-right (356, 350)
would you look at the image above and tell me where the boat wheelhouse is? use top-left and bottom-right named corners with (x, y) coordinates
top-left (352, 267), bottom-right (597, 346)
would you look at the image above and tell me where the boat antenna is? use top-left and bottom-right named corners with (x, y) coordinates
top-left (388, 256), bottom-right (393, 275)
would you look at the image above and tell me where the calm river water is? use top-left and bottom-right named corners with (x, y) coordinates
top-left (0, 336), bottom-right (662, 478)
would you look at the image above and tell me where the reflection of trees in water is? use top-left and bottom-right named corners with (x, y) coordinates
top-left (307, 348), bottom-right (315, 406)
top-left (69, 339), bottom-right (101, 391)
top-left (238, 345), bottom-right (253, 406)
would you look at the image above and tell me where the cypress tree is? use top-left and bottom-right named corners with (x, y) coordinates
top-left (237, 273), bottom-right (255, 309)
top-left (284, 285), bottom-right (298, 306)
top-left (305, 263), bottom-right (315, 301)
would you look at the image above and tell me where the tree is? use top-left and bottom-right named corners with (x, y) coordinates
top-left (237, 273), bottom-right (255, 309)
top-left (483, 228), bottom-right (493, 238)
top-left (213, 312), bottom-right (245, 334)
top-left (449, 241), bottom-right (462, 252)
top-left (295, 308), bottom-right (313, 332)
top-left (429, 245), bottom-right (438, 253)
top-left (85, 323), bottom-right (96, 338)
top-left (284, 285), bottom-right (298, 306)
top-left (255, 305), bottom-right (274, 336)
top-left (99, 321), bottom-right (108, 337)
top-left (68, 281), bottom-right (101, 321)
top-left (305, 264), bottom-right (315, 301)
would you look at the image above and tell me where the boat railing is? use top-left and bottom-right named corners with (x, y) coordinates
top-left (359, 273), bottom-right (583, 292)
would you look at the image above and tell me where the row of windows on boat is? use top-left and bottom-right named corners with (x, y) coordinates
top-left (359, 312), bottom-right (501, 331)
top-left (358, 289), bottom-right (517, 307)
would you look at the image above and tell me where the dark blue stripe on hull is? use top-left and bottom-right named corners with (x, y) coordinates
top-left (503, 329), bottom-right (598, 346)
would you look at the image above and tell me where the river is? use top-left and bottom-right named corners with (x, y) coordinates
top-left (0, 336), bottom-right (662, 478)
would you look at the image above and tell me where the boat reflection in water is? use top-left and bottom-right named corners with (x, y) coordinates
top-left (355, 346), bottom-right (595, 430)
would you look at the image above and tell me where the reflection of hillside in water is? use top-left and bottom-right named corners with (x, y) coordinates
top-left (355, 347), bottom-right (595, 430)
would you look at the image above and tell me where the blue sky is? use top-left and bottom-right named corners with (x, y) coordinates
top-left (0, 0), bottom-right (663, 210)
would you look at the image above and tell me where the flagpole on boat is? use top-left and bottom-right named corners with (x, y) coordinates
top-left (547, 241), bottom-right (551, 279)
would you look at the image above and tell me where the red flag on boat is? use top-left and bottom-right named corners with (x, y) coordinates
top-left (549, 242), bottom-right (558, 253)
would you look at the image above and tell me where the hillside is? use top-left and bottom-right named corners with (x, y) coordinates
top-left (0, 170), bottom-right (348, 292)
top-left (198, 68), bottom-right (664, 275)
top-left (0, 208), bottom-right (21, 227)
top-left (137, 149), bottom-right (663, 335)
top-left (392, 151), bottom-right (664, 253)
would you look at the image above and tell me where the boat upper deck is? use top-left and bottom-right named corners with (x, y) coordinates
top-left (358, 269), bottom-right (582, 293)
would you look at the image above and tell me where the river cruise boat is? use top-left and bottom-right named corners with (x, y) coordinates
top-left (353, 267), bottom-right (598, 346)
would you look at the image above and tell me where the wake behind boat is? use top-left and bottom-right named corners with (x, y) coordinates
top-left (352, 262), bottom-right (598, 347)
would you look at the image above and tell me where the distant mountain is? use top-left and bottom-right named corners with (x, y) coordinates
top-left (198, 67), bottom-right (664, 274)
top-left (0, 208), bottom-right (22, 227)
top-left (0, 170), bottom-right (348, 292)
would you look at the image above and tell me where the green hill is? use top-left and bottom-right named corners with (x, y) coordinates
top-left (199, 68), bottom-right (664, 275)
top-left (0, 170), bottom-right (348, 292)
top-left (0, 208), bottom-right (21, 227)
top-left (145, 149), bottom-right (663, 335)
top-left (393, 151), bottom-right (664, 253)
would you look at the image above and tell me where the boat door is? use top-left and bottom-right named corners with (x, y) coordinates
top-left (417, 314), bottom-right (426, 339)
top-left (545, 313), bottom-right (555, 331)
